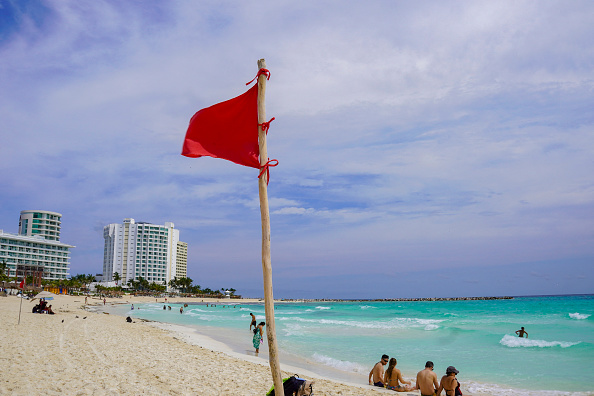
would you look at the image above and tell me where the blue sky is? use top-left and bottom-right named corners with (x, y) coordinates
top-left (1, 1), bottom-right (592, 299)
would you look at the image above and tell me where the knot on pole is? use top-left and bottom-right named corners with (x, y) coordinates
top-left (259, 117), bottom-right (275, 135)
top-left (246, 68), bottom-right (271, 85)
top-left (258, 158), bottom-right (279, 185)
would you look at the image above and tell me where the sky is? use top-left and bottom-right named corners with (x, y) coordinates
top-left (1, 1), bottom-right (593, 299)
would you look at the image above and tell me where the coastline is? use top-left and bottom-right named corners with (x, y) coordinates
top-left (3, 294), bottom-right (589, 395)
top-left (0, 294), bottom-right (407, 395)
top-left (103, 296), bottom-right (592, 396)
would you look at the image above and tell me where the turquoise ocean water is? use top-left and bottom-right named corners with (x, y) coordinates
top-left (114, 295), bottom-right (593, 395)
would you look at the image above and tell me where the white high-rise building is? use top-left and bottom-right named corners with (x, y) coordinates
top-left (19, 210), bottom-right (62, 241)
top-left (103, 218), bottom-right (186, 288)
top-left (1, 209), bottom-right (73, 281)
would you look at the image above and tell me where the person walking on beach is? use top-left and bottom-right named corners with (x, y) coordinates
top-left (437, 366), bottom-right (461, 396)
top-left (415, 361), bottom-right (439, 396)
top-left (515, 326), bottom-right (528, 338)
top-left (384, 357), bottom-right (413, 392)
top-left (253, 321), bottom-right (265, 354)
top-left (249, 313), bottom-right (257, 331)
top-left (368, 354), bottom-right (389, 387)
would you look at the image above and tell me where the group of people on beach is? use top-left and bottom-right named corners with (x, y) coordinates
top-left (369, 355), bottom-right (461, 395)
top-left (32, 298), bottom-right (54, 314)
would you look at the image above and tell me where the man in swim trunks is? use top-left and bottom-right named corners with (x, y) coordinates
top-left (368, 354), bottom-right (389, 387)
top-left (515, 326), bottom-right (528, 338)
top-left (415, 361), bottom-right (439, 396)
top-left (250, 313), bottom-right (257, 331)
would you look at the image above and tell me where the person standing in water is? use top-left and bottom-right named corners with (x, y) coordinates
top-left (249, 313), bottom-right (257, 331)
top-left (515, 327), bottom-right (528, 338)
top-left (253, 322), bottom-right (265, 354)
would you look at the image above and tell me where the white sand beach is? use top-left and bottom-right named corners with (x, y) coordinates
top-left (0, 294), bottom-right (424, 395)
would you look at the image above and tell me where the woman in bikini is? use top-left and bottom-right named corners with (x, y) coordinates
top-left (438, 366), bottom-right (462, 396)
top-left (384, 358), bottom-right (413, 392)
top-left (252, 321), bottom-right (266, 353)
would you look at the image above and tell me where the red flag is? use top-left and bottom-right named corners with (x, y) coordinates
top-left (182, 84), bottom-right (260, 168)
top-left (19, 279), bottom-right (24, 289)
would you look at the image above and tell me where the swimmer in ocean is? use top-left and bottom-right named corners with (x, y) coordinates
top-left (515, 327), bottom-right (528, 338)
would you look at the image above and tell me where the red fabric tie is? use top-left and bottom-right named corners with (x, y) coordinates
top-left (258, 158), bottom-right (279, 185)
top-left (246, 68), bottom-right (271, 85)
top-left (259, 117), bottom-right (275, 134)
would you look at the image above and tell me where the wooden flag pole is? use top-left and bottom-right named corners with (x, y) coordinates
top-left (256, 58), bottom-right (284, 396)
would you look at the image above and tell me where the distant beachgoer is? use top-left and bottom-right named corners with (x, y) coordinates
top-left (47, 305), bottom-right (55, 315)
top-left (415, 361), bottom-right (439, 396)
top-left (437, 366), bottom-right (461, 396)
top-left (168, 306), bottom-right (171, 310)
top-left (131, 304), bottom-right (134, 310)
top-left (384, 358), bottom-right (413, 392)
top-left (103, 298), bottom-right (106, 305)
top-left (368, 354), bottom-right (389, 387)
top-left (253, 322), bottom-right (265, 353)
top-left (85, 296), bottom-right (88, 304)
top-left (250, 313), bottom-right (257, 331)
top-left (515, 327), bottom-right (528, 338)
top-left (163, 305), bottom-right (166, 310)
top-left (180, 307), bottom-right (183, 314)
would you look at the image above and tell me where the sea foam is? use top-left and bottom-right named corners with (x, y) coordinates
top-left (311, 353), bottom-right (367, 374)
top-left (569, 312), bottom-right (590, 320)
top-left (499, 334), bottom-right (580, 348)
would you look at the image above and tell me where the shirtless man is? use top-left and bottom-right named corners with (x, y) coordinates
top-left (368, 354), bottom-right (389, 387)
top-left (515, 327), bottom-right (528, 338)
top-left (249, 313), bottom-right (257, 331)
top-left (415, 361), bottom-right (439, 396)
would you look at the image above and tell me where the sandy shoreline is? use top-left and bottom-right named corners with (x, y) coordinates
top-left (1, 294), bottom-right (418, 395)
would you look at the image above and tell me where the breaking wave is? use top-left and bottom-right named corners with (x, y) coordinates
top-left (311, 353), bottom-right (367, 374)
top-left (499, 334), bottom-right (580, 348)
top-left (569, 312), bottom-right (590, 320)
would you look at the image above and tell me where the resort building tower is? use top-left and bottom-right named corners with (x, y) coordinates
top-left (19, 210), bottom-right (62, 241)
top-left (1, 210), bottom-right (74, 281)
top-left (102, 218), bottom-right (186, 289)
top-left (176, 241), bottom-right (188, 279)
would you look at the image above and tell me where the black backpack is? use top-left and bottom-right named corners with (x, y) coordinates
top-left (267, 374), bottom-right (313, 396)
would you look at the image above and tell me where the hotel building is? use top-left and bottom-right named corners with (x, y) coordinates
top-left (0, 210), bottom-right (74, 281)
top-left (176, 241), bottom-right (188, 278)
top-left (19, 210), bottom-right (63, 241)
top-left (102, 218), bottom-right (186, 288)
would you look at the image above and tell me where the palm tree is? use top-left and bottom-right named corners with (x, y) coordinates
top-left (113, 272), bottom-right (121, 286)
top-left (0, 260), bottom-right (8, 289)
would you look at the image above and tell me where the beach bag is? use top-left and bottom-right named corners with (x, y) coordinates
top-left (266, 374), bottom-right (314, 396)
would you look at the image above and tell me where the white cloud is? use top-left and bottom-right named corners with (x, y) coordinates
top-left (1, 0), bottom-right (593, 297)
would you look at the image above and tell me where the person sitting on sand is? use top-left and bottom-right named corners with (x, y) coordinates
top-left (368, 354), bottom-right (389, 387)
top-left (47, 305), bottom-right (54, 315)
top-left (253, 321), bottom-right (265, 353)
top-left (250, 313), bottom-right (257, 331)
top-left (515, 327), bottom-right (528, 338)
top-left (415, 361), bottom-right (439, 396)
top-left (437, 366), bottom-right (461, 396)
top-left (384, 358), bottom-right (413, 392)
